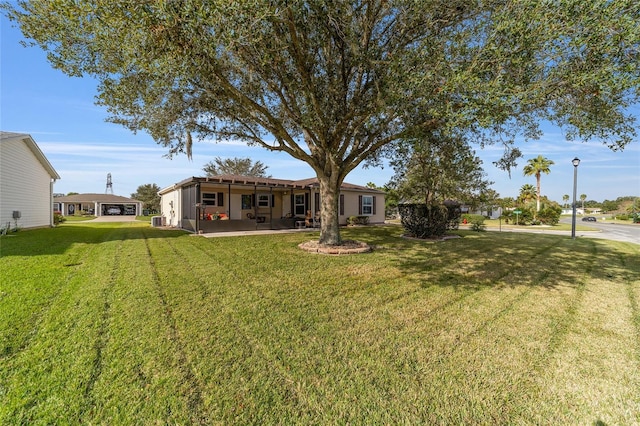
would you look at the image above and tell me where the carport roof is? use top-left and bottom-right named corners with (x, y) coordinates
top-left (54, 193), bottom-right (142, 203)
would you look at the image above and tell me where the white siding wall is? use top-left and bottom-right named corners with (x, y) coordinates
top-left (160, 188), bottom-right (181, 227)
top-left (1, 138), bottom-right (53, 229)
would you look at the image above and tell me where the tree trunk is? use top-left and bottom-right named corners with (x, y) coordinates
top-left (316, 173), bottom-right (342, 245)
top-left (536, 174), bottom-right (541, 213)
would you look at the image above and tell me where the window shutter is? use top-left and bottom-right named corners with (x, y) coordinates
top-left (358, 195), bottom-right (363, 215)
top-left (340, 194), bottom-right (344, 216)
top-left (373, 196), bottom-right (376, 215)
top-left (314, 193), bottom-right (320, 213)
top-left (305, 193), bottom-right (310, 211)
top-left (251, 194), bottom-right (256, 207)
top-left (218, 192), bottom-right (224, 207)
top-left (271, 194), bottom-right (275, 207)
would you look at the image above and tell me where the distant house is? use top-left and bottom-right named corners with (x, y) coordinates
top-left (1, 132), bottom-right (60, 230)
top-left (158, 175), bottom-right (385, 233)
top-left (53, 193), bottom-right (143, 217)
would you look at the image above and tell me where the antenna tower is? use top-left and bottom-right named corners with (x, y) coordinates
top-left (105, 173), bottom-right (114, 194)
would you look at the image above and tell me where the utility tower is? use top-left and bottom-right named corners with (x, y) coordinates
top-left (105, 173), bottom-right (114, 194)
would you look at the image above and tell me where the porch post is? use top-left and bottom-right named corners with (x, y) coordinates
top-left (228, 184), bottom-right (231, 218)
top-left (195, 182), bottom-right (201, 233)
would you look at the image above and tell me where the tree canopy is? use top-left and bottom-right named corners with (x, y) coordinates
top-left (131, 183), bottom-right (161, 212)
top-left (202, 157), bottom-right (270, 178)
top-left (5, 1), bottom-right (639, 244)
top-left (386, 130), bottom-right (492, 205)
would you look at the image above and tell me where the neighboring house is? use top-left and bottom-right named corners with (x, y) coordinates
top-left (54, 193), bottom-right (143, 217)
top-left (158, 175), bottom-right (385, 233)
top-left (561, 208), bottom-right (585, 215)
top-left (1, 132), bottom-right (61, 230)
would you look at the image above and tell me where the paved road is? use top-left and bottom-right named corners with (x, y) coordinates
top-left (556, 218), bottom-right (640, 245)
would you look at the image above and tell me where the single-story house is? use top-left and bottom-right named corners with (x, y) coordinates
top-left (561, 208), bottom-right (585, 215)
top-left (54, 193), bottom-right (143, 216)
top-left (1, 132), bottom-right (61, 230)
top-left (158, 175), bottom-right (385, 233)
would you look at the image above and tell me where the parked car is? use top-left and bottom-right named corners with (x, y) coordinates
top-left (581, 216), bottom-right (597, 222)
top-left (107, 207), bottom-right (121, 215)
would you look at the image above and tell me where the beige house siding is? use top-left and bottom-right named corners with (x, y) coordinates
top-left (339, 190), bottom-right (385, 224)
top-left (158, 175), bottom-right (385, 232)
top-left (1, 132), bottom-right (60, 230)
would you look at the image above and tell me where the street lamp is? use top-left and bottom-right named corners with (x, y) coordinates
top-left (571, 157), bottom-right (580, 239)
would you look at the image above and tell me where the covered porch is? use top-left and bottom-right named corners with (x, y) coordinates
top-left (161, 176), bottom-right (320, 234)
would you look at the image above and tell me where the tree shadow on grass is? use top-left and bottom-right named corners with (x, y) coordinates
top-left (0, 222), bottom-right (187, 257)
top-left (342, 225), bottom-right (639, 292)
top-left (394, 230), bottom-right (639, 291)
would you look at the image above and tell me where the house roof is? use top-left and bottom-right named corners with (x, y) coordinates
top-left (1, 131), bottom-right (61, 180)
top-left (54, 193), bottom-right (142, 203)
top-left (159, 175), bottom-right (384, 194)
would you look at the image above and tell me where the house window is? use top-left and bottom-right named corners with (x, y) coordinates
top-left (361, 195), bottom-right (373, 215)
top-left (242, 194), bottom-right (252, 210)
top-left (202, 193), bottom-right (217, 206)
top-left (202, 192), bottom-right (224, 207)
top-left (294, 194), bottom-right (305, 215)
top-left (257, 194), bottom-right (271, 208)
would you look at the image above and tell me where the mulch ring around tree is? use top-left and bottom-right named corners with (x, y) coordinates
top-left (298, 240), bottom-right (372, 255)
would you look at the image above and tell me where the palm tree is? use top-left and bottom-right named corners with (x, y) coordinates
top-left (580, 194), bottom-right (587, 211)
top-left (523, 155), bottom-right (555, 213)
top-left (562, 194), bottom-right (569, 208)
top-left (519, 184), bottom-right (536, 205)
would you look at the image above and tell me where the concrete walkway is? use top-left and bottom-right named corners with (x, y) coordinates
top-left (199, 228), bottom-right (318, 238)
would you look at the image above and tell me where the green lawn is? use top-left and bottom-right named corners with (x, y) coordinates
top-left (1, 222), bottom-right (638, 424)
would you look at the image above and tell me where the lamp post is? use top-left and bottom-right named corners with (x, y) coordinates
top-left (571, 157), bottom-right (580, 239)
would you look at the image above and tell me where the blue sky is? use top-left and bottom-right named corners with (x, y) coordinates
top-left (2, 14), bottom-right (638, 202)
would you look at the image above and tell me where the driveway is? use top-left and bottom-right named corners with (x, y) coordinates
top-left (91, 215), bottom-right (138, 222)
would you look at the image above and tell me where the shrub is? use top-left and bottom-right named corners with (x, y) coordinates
top-left (347, 215), bottom-right (370, 225)
top-left (616, 214), bottom-right (629, 221)
top-left (537, 204), bottom-right (562, 225)
top-left (504, 207), bottom-right (534, 225)
top-left (398, 202), bottom-right (461, 238)
top-left (54, 212), bottom-right (66, 225)
top-left (469, 216), bottom-right (486, 232)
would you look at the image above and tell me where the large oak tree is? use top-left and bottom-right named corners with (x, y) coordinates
top-left (5, 1), bottom-right (638, 244)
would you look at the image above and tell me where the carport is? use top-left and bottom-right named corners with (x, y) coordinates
top-left (53, 193), bottom-right (143, 216)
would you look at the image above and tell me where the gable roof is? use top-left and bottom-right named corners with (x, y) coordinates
top-left (1, 131), bottom-right (61, 180)
top-left (54, 193), bottom-right (142, 203)
top-left (160, 175), bottom-right (384, 194)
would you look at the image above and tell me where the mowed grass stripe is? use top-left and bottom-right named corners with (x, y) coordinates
top-left (0, 226), bottom-right (115, 359)
top-left (81, 227), bottom-right (205, 424)
top-left (0, 232), bottom-right (122, 424)
top-left (529, 239), bottom-right (640, 424)
top-left (316, 238), bottom-right (583, 422)
top-left (155, 233), bottom-right (564, 422)
top-left (146, 234), bottom-right (326, 423)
